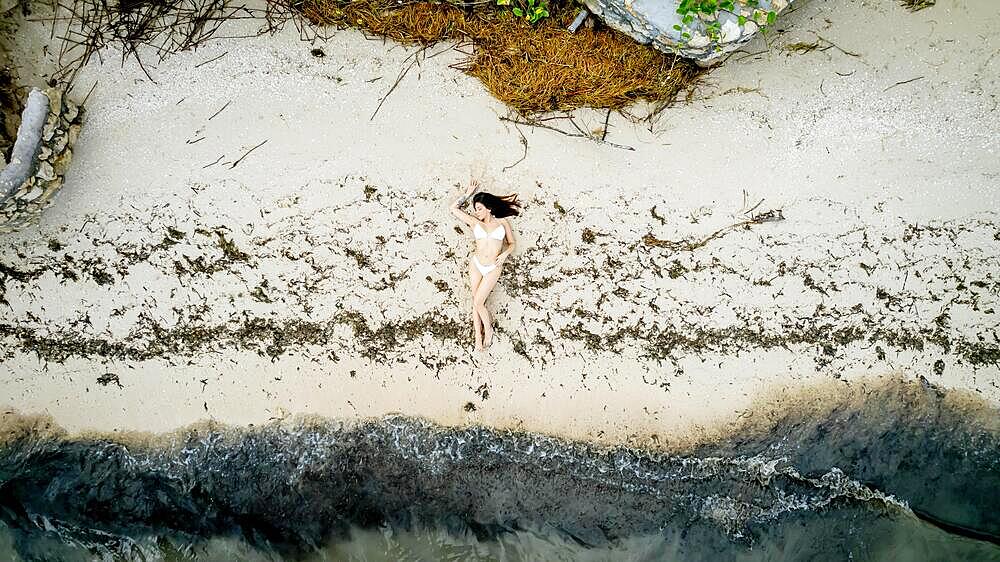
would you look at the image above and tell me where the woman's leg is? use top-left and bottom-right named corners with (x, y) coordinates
top-left (473, 267), bottom-right (502, 348)
top-left (468, 261), bottom-right (484, 350)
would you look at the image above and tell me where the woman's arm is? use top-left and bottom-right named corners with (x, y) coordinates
top-left (497, 218), bottom-right (517, 262)
top-left (449, 179), bottom-right (480, 227)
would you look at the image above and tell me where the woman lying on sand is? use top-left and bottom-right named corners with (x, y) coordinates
top-left (450, 179), bottom-right (520, 351)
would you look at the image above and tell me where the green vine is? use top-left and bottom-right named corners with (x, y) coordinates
top-left (497, 0), bottom-right (550, 24)
top-left (673, 0), bottom-right (778, 46)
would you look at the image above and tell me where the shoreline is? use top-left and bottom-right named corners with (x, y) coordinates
top-left (1, 0), bottom-right (999, 444)
top-left (2, 375), bottom-right (999, 559)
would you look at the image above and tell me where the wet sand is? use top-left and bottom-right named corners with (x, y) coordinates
top-left (1, 0), bottom-right (998, 444)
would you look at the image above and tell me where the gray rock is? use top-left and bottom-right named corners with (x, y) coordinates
top-left (581, 0), bottom-right (792, 64)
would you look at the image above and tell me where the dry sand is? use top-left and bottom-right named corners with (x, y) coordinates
top-left (1, 0), bottom-right (998, 444)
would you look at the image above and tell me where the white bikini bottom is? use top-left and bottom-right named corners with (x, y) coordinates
top-left (472, 256), bottom-right (498, 276)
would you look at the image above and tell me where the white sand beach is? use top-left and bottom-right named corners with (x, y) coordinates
top-left (1, 0), bottom-right (998, 444)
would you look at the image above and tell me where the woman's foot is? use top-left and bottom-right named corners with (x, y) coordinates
top-left (483, 325), bottom-right (494, 349)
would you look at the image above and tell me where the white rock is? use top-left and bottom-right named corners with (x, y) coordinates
top-left (686, 31), bottom-right (711, 49)
top-left (23, 186), bottom-right (43, 201)
top-left (721, 18), bottom-right (741, 42)
top-left (36, 161), bottom-right (55, 181)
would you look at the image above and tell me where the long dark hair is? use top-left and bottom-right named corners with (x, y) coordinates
top-left (472, 192), bottom-right (521, 218)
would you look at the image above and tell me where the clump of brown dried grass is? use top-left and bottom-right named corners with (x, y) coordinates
top-left (299, 0), bottom-right (700, 115)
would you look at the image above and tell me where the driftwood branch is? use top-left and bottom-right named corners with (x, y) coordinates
top-left (502, 122), bottom-right (528, 172)
top-left (644, 193), bottom-right (785, 253)
top-left (371, 46), bottom-right (429, 121)
top-left (208, 100), bottom-right (231, 120)
top-left (883, 76), bottom-right (924, 92)
top-left (229, 139), bottom-right (268, 169)
top-left (499, 113), bottom-right (635, 151)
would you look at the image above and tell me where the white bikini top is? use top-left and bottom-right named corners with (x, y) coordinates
top-left (473, 222), bottom-right (505, 240)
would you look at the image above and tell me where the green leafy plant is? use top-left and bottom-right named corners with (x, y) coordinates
top-left (497, 0), bottom-right (550, 24)
top-left (672, 0), bottom-right (778, 47)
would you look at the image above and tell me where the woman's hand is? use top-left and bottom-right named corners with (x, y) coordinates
top-left (495, 251), bottom-right (511, 266)
top-left (467, 178), bottom-right (481, 195)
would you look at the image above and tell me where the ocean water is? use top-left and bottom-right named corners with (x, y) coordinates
top-left (1, 378), bottom-right (998, 561)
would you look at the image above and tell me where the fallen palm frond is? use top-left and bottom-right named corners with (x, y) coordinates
top-left (899, 0), bottom-right (934, 12)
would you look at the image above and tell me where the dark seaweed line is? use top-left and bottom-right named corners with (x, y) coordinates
top-left (1, 307), bottom-right (996, 368)
top-left (1, 202), bottom-right (997, 371)
top-left (0, 311), bottom-right (470, 363)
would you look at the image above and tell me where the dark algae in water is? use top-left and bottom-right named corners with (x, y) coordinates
top-left (1, 378), bottom-right (998, 561)
top-left (700, 376), bottom-right (1000, 547)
